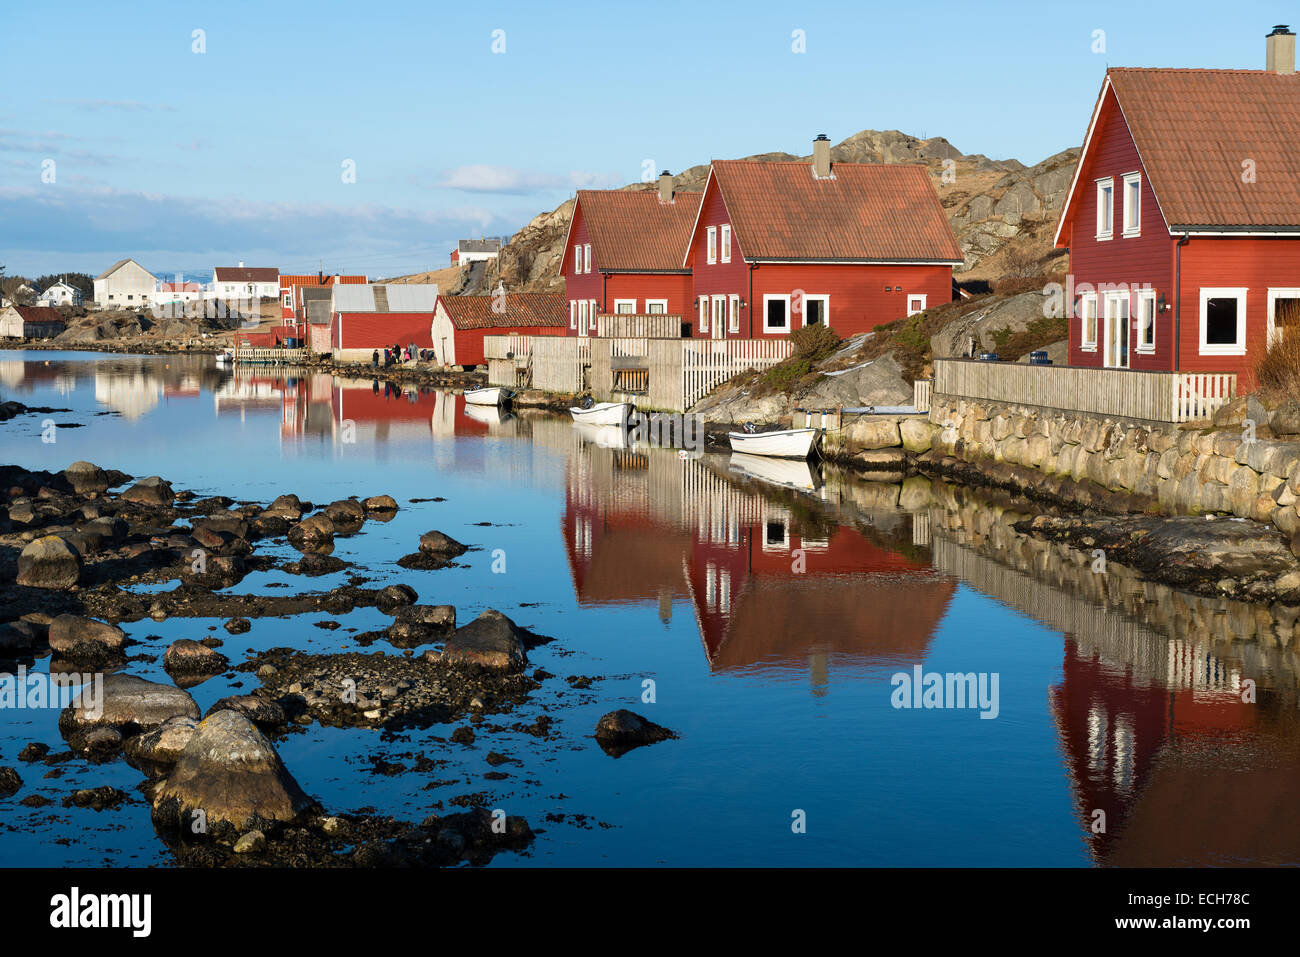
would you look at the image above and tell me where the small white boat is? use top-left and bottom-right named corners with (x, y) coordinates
top-left (464, 386), bottom-right (506, 406)
top-left (214, 350), bottom-right (233, 365)
top-left (569, 401), bottom-right (632, 427)
top-left (727, 427), bottom-right (819, 459)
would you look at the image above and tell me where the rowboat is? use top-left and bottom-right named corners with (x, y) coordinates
top-left (214, 350), bottom-right (233, 365)
top-left (569, 401), bottom-right (632, 427)
top-left (726, 427), bottom-right (819, 459)
top-left (729, 452), bottom-right (821, 491)
top-left (464, 386), bottom-right (506, 406)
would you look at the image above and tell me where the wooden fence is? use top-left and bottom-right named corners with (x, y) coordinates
top-left (595, 313), bottom-right (683, 339)
top-left (913, 379), bottom-right (932, 414)
top-left (233, 347), bottom-right (307, 365)
top-left (932, 359), bottom-right (1236, 423)
top-left (681, 339), bottom-right (792, 408)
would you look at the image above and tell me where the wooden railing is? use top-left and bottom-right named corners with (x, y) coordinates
top-left (233, 347), bottom-right (307, 365)
top-left (483, 334), bottom-right (533, 361)
top-left (596, 313), bottom-right (684, 339)
top-left (932, 359), bottom-right (1236, 423)
top-left (681, 339), bottom-right (792, 409)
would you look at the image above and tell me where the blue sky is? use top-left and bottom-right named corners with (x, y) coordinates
top-left (1, 0), bottom-right (1293, 279)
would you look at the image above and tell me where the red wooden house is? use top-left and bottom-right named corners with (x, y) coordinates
top-left (1055, 28), bottom-right (1300, 387)
top-left (560, 175), bottom-right (701, 336)
top-left (279, 273), bottom-right (367, 321)
top-left (430, 292), bottom-right (568, 368)
top-left (329, 283), bottom-right (439, 362)
top-left (682, 136), bottom-right (962, 340)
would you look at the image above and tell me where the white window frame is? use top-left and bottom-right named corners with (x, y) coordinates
top-left (1079, 292), bottom-right (1098, 350)
top-left (613, 299), bottom-right (637, 314)
top-left (283, 293), bottom-right (292, 308)
top-left (1199, 287), bottom-right (1247, 356)
top-left (1095, 177), bottom-right (1114, 241)
top-left (574, 244), bottom-right (582, 274)
top-left (583, 244), bottom-right (591, 274)
top-left (1266, 288), bottom-right (1300, 347)
top-left (1122, 172), bottom-right (1141, 238)
top-left (800, 294), bottom-right (829, 327)
top-left (569, 300), bottom-right (577, 330)
top-left (763, 293), bottom-right (791, 334)
top-left (577, 299), bottom-right (588, 336)
top-left (706, 227), bottom-right (717, 264)
top-left (1135, 288), bottom-right (1157, 353)
top-left (699, 297), bottom-right (709, 332)
top-left (712, 295), bottom-right (726, 337)
top-left (907, 294), bottom-right (927, 316)
top-left (720, 224), bottom-right (731, 263)
top-left (1102, 291), bottom-right (1130, 368)
top-left (728, 294), bottom-right (740, 333)
top-left (644, 298), bottom-right (667, 314)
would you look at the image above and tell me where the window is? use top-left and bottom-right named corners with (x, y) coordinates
top-left (712, 296), bottom-right (726, 335)
top-left (583, 244), bottom-right (591, 274)
top-left (706, 227), bottom-right (717, 264)
top-left (1103, 291), bottom-right (1130, 368)
top-left (614, 299), bottom-right (636, 314)
top-left (1200, 288), bottom-right (1247, 355)
top-left (1096, 177), bottom-right (1114, 240)
top-left (1080, 293), bottom-right (1098, 349)
top-left (569, 300), bottom-right (576, 330)
top-left (574, 244), bottom-right (582, 274)
top-left (907, 295), bottom-right (927, 316)
top-left (1267, 288), bottom-right (1300, 346)
top-left (801, 294), bottom-right (828, 326)
top-left (645, 299), bottom-right (667, 314)
top-left (699, 297), bottom-right (709, 332)
top-left (720, 225), bottom-right (731, 263)
top-left (578, 300), bottom-right (588, 335)
top-left (1122, 173), bottom-right (1141, 237)
top-left (764, 294), bottom-right (790, 333)
top-left (1135, 289), bottom-right (1157, 352)
top-left (283, 293), bottom-right (292, 308)
top-left (728, 294), bottom-right (740, 333)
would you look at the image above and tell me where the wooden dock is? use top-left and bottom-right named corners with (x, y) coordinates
top-left (234, 346), bottom-right (308, 365)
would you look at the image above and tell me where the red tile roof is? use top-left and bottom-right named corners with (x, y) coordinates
top-left (703, 160), bottom-right (963, 263)
top-left (214, 266), bottom-right (279, 282)
top-left (573, 189), bottom-right (702, 272)
top-left (1105, 68), bottom-right (1300, 229)
top-left (437, 293), bottom-right (567, 330)
top-left (12, 306), bottom-right (66, 325)
top-left (279, 274), bottom-right (368, 287)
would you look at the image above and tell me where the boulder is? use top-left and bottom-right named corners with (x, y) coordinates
top-left (121, 476), bottom-right (175, 506)
top-left (419, 530), bottom-right (468, 558)
top-left (931, 291), bottom-right (1046, 358)
top-left (363, 495), bottom-right (398, 514)
top-left (0, 621), bottom-right (39, 653)
top-left (16, 535), bottom-right (82, 589)
top-left (206, 695), bottom-right (287, 728)
top-left (163, 639), bottom-right (230, 678)
top-left (323, 499), bottom-right (366, 532)
top-left (593, 709), bottom-right (678, 757)
top-left (63, 461), bottom-right (109, 494)
top-left (0, 767), bottom-right (22, 797)
top-left (287, 514), bottom-right (334, 554)
top-left (375, 583), bottom-right (418, 614)
top-left (223, 617), bottom-right (251, 635)
top-left (899, 418), bottom-right (937, 453)
top-left (123, 716), bottom-right (199, 776)
top-left (150, 710), bottom-right (316, 837)
top-left (386, 604), bottom-right (456, 648)
top-left (59, 674), bottom-right (200, 745)
top-left (439, 609), bottom-right (528, 671)
top-left (47, 615), bottom-right (126, 661)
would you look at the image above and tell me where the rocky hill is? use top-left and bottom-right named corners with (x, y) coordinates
top-left (493, 130), bottom-right (1078, 294)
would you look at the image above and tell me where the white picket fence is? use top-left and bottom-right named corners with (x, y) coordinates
top-left (681, 339), bottom-right (792, 409)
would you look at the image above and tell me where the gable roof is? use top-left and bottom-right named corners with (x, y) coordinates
top-left (568, 189), bottom-right (702, 273)
top-left (9, 305), bottom-right (66, 325)
top-left (1057, 68), bottom-right (1300, 242)
top-left (332, 283), bottom-right (439, 313)
top-left (437, 292), bottom-right (567, 330)
top-left (41, 281), bottom-right (78, 293)
top-left (279, 273), bottom-right (368, 287)
top-left (690, 160), bottom-right (962, 264)
top-left (457, 239), bottom-right (502, 254)
top-left (214, 266), bottom-right (279, 283)
top-left (96, 258), bottom-right (153, 280)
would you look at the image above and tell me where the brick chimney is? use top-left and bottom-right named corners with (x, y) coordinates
top-left (1267, 24), bottom-right (1295, 74)
top-left (812, 134), bottom-right (832, 179)
top-left (658, 170), bottom-right (673, 204)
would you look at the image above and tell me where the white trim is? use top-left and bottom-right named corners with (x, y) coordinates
top-left (748, 258), bottom-right (964, 266)
top-left (1122, 172), bottom-right (1142, 237)
top-left (706, 226), bottom-right (717, 264)
top-left (1102, 290), bottom-right (1130, 368)
top-left (1135, 288), bottom-right (1157, 353)
top-left (612, 299), bottom-right (637, 314)
top-left (1181, 229), bottom-right (1300, 237)
top-left (698, 297), bottom-right (708, 332)
top-left (569, 299), bottom-right (576, 330)
top-left (1095, 177), bottom-right (1114, 241)
top-left (711, 295), bottom-right (726, 339)
top-left (1267, 288), bottom-right (1300, 347)
top-left (1198, 287), bottom-right (1248, 356)
top-left (559, 197), bottom-right (583, 277)
top-left (720, 224), bottom-right (731, 263)
top-left (583, 243), bottom-right (592, 274)
top-left (799, 293), bottom-right (829, 327)
top-left (1079, 292), bottom-right (1098, 350)
top-left (728, 294), bottom-right (740, 333)
top-left (907, 294), bottom-right (927, 316)
top-left (763, 293), bottom-right (791, 334)
top-left (644, 298), bottom-right (668, 314)
top-left (682, 166), bottom-right (718, 268)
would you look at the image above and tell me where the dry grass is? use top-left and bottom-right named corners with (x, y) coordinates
top-left (1254, 302), bottom-right (1300, 400)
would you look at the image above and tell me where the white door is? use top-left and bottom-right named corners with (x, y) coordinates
top-left (711, 296), bottom-right (726, 340)
top-left (1103, 294), bottom-right (1129, 368)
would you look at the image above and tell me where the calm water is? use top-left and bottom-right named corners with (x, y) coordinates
top-left (2, 350), bottom-right (1298, 867)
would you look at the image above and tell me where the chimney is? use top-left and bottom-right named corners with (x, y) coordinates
top-left (658, 170), bottom-right (673, 204)
top-left (1267, 24), bottom-right (1295, 74)
top-left (812, 134), bottom-right (831, 179)
top-left (238, 260), bottom-right (244, 269)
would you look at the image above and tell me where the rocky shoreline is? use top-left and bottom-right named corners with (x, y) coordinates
top-left (0, 460), bottom-right (676, 866)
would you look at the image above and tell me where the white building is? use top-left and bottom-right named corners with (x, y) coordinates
top-left (37, 280), bottom-right (83, 307)
top-left (152, 281), bottom-right (204, 307)
top-left (211, 263), bottom-right (279, 300)
top-left (451, 239), bottom-right (503, 265)
top-left (94, 259), bottom-right (157, 309)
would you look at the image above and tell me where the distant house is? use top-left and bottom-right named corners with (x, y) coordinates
top-left (450, 239), bottom-right (502, 266)
top-left (37, 280), bottom-right (82, 307)
top-left (431, 292), bottom-right (568, 368)
top-left (278, 273), bottom-right (368, 321)
top-left (561, 175), bottom-right (701, 337)
top-left (1054, 27), bottom-right (1300, 385)
top-left (329, 283), bottom-right (440, 362)
top-left (94, 259), bottom-right (157, 309)
top-left (0, 305), bottom-right (67, 339)
top-left (683, 136), bottom-right (962, 339)
top-left (211, 264), bottom-right (279, 300)
top-left (152, 282), bottom-right (204, 307)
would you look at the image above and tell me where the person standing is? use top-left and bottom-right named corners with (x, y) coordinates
top-left (372, 349), bottom-right (379, 368)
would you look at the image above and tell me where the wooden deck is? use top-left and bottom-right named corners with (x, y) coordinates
top-left (931, 358), bottom-right (1236, 423)
top-left (233, 347), bottom-right (307, 365)
top-left (595, 313), bottom-right (684, 339)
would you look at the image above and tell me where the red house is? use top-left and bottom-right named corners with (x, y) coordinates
top-left (430, 292), bottom-right (568, 367)
top-left (278, 273), bottom-right (367, 321)
top-left (329, 283), bottom-right (439, 362)
top-left (1055, 27), bottom-right (1300, 387)
top-left (683, 136), bottom-right (961, 340)
top-left (560, 176), bottom-right (701, 336)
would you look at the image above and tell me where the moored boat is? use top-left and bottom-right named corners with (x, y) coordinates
top-left (726, 427), bottom-right (819, 459)
top-left (214, 350), bottom-right (233, 365)
top-left (569, 401), bottom-right (632, 427)
top-left (464, 386), bottom-right (506, 406)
